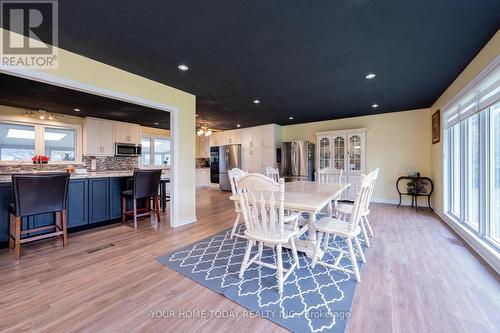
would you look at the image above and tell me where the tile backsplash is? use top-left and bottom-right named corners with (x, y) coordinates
top-left (0, 156), bottom-right (139, 174)
top-left (83, 156), bottom-right (139, 171)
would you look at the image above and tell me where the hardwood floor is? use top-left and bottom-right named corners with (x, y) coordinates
top-left (0, 189), bottom-right (498, 332)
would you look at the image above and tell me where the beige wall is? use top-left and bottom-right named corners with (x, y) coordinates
top-left (282, 108), bottom-right (432, 203)
top-left (1, 29), bottom-right (196, 224)
top-left (429, 30), bottom-right (500, 213)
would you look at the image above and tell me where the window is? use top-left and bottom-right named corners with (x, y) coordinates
top-left (0, 123), bottom-right (36, 161)
top-left (0, 121), bottom-right (79, 163)
top-left (141, 136), bottom-right (170, 167)
top-left (444, 59), bottom-right (500, 252)
top-left (44, 127), bottom-right (76, 161)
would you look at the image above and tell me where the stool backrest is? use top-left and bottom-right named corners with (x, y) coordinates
top-left (133, 169), bottom-right (162, 199)
top-left (12, 173), bottom-right (70, 217)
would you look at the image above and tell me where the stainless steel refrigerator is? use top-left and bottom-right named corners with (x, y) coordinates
top-left (219, 144), bottom-right (242, 191)
top-left (280, 141), bottom-right (315, 182)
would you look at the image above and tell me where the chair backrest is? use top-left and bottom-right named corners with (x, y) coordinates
top-left (318, 167), bottom-right (343, 184)
top-left (347, 173), bottom-right (372, 232)
top-left (133, 169), bottom-right (162, 199)
top-left (236, 173), bottom-right (286, 241)
top-left (12, 173), bottom-right (70, 217)
top-left (229, 168), bottom-right (247, 211)
top-left (265, 166), bottom-right (279, 182)
top-left (365, 168), bottom-right (379, 210)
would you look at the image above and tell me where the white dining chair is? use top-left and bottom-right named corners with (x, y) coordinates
top-left (335, 168), bottom-right (379, 247)
top-left (265, 166), bottom-right (280, 182)
top-left (236, 173), bottom-right (300, 294)
top-left (311, 173), bottom-right (372, 283)
top-left (317, 167), bottom-right (343, 215)
top-left (318, 167), bottom-right (343, 184)
top-left (228, 168), bottom-right (247, 239)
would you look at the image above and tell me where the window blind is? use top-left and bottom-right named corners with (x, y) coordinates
top-left (444, 58), bottom-right (500, 128)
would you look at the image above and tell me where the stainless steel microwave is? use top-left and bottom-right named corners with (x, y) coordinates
top-left (115, 143), bottom-right (142, 157)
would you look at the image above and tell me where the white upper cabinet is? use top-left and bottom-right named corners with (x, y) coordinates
top-left (115, 122), bottom-right (141, 144)
top-left (83, 118), bottom-right (115, 156)
top-left (315, 128), bottom-right (366, 200)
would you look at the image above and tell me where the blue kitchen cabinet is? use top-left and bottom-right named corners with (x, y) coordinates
top-left (0, 184), bottom-right (13, 242)
top-left (88, 178), bottom-right (110, 223)
top-left (67, 179), bottom-right (88, 227)
top-left (109, 177), bottom-right (129, 220)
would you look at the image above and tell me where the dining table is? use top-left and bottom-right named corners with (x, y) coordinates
top-left (230, 180), bottom-right (350, 259)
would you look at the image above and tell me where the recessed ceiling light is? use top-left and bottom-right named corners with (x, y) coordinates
top-left (236, 124), bottom-right (241, 128)
top-left (253, 99), bottom-right (260, 104)
top-left (73, 108), bottom-right (80, 112)
top-left (372, 104), bottom-right (379, 108)
top-left (154, 122), bottom-right (159, 125)
top-left (289, 116), bottom-right (294, 120)
top-left (178, 64), bottom-right (189, 71)
top-left (365, 73), bottom-right (376, 79)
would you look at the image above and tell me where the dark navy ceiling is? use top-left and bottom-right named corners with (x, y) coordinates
top-left (4, 1), bottom-right (500, 130)
top-left (0, 74), bottom-right (170, 129)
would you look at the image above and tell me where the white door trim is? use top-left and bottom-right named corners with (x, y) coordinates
top-left (0, 67), bottom-right (181, 228)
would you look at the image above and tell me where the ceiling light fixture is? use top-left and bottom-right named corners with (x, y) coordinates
top-left (372, 104), bottom-right (378, 108)
top-left (236, 124), bottom-right (241, 128)
top-left (365, 73), bottom-right (376, 79)
top-left (154, 122), bottom-right (159, 126)
top-left (289, 116), bottom-right (294, 120)
top-left (178, 64), bottom-right (189, 71)
top-left (196, 125), bottom-right (213, 137)
top-left (38, 110), bottom-right (46, 120)
top-left (73, 108), bottom-right (81, 112)
top-left (253, 99), bottom-right (260, 104)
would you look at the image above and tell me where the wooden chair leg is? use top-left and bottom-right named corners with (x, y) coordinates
top-left (14, 217), bottom-right (21, 261)
top-left (145, 198), bottom-right (150, 212)
top-left (9, 213), bottom-right (14, 249)
top-left (276, 244), bottom-right (284, 294)
top-left (121, 197), bottom-right (127, 224)
top-left (133, 199), bottom-right (138, 229)
top-left (54, 211), bottom-right (60, 239)
top-left (62, 210), bottom-right (68, 247)
top-left (155, 195), bottom-right (161, 223)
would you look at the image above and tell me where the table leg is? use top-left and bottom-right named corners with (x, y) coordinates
top-left (287, 211), bottom-right (323, 259)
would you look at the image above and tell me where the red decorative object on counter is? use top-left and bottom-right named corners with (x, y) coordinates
top-left (32, 155), bottom-right (50, 164)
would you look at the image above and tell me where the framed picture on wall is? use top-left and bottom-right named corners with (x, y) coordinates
top-left (432, 109), bottom-right (440, 144)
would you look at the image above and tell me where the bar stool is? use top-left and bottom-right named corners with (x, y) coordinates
top-left (121, 169), bottom-right (162, 228)
top-left (9, 173), bottom-right (70, 261)
top-left (160, 178), bottom-right (170, 212)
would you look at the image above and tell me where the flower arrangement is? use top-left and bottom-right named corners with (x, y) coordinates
top-left (32, 155), bottom-right (49, 164)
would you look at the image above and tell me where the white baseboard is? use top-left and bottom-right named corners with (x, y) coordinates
top-left (172, 215), bottom-right (197, 228)
top-left (434, 209), bottom-right (500, 275)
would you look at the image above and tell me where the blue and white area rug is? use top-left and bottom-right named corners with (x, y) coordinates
top-left (157, 225), bottom-right (366, 333)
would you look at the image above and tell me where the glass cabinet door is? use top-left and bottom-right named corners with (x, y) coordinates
top-left (319, 137), bottom-right (331, 169)
top-left (333, 136), bottom-right (346, 170)
top-left (348, 134), bottom-right (362, 171)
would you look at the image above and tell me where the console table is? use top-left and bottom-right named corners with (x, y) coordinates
top-left (396, 176), bottom-right (433, 211)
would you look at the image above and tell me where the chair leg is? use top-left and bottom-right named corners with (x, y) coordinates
top-left (14, 217), bottom-right (21, 261)
top-left (290, 237), bottom-right (300, 268)
top-left (155, 195), bottom-right (161, 223)
top-left (121, 197), bottom-right (126, 224)
top-left (311, 232), bottom-right (324, 268)
top-left (354, 235), bottom-right (366, 263)
top-left (364, 216), bottom-right (374, 237)
top-left (347, 238), bottom-right (361, 283)
top-left (360, 219), bottom-right (370, 248)
top-left (276, 244), bottom-right (284, 294)
top-left (62, 210), bottom-right (68, 247)
top-left (239, 240), bottom-right (253, 278)
top-left (230, 213), bottom-right (240, 239)
top-left (323, 233), bottom-right (330, 250)
top-left (133, 199), bottom-right (138, 229)
top-left (257, 241), bottom-right (264, 260)
top-left (9, 213), bottom-right (14, 249)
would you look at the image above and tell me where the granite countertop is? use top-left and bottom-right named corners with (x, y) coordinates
top-left (0, 170), bottom-right (171, 183)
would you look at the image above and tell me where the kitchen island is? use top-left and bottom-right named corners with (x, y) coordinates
top-left (0, 171), bottom-right (170, 247)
